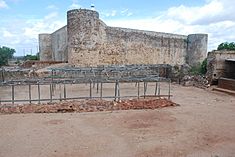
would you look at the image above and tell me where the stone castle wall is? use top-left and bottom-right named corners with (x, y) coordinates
top-left (39, 9), bottom-right (208, 67)
top-left (51, 26), bottom-right (67, 61)
top-left (207, 50), bottom-right (235, 82)
top-left (39, 34), bottom-right (52, 61)
top-left (103, 27), bottom-right (187, 65)
top-left (39, 27), bottom-right (67, 62)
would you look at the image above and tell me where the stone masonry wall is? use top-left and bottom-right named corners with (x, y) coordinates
top-left (39, 34), bottom-right (52, 61)
top-left (103, 27), bottom-right (187, 65)
top-left (207, 50), bottom-right (235, 83)
top-left (51, 26), bottom-right (68, 62)
top-left (67, 9), bottom-right (189, 67)
top-left (40, 9), bottom-right (208, 67)
top-left (187, 34), bottom-right (208, 66)
top-left (67, 9), bottom-right (106, 66)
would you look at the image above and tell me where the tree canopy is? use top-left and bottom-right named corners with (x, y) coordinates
top-left (24, 53), bottom-right (39, 61)
top-left (217, 42), bottom-right (235, 51)
top-left (0, 46), bottom-right (15, 67)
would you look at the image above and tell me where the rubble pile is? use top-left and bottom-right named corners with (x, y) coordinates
top-left (181, 75), bottom-right (209, 88)
top-left (0, 98), bottom-right (178, 114)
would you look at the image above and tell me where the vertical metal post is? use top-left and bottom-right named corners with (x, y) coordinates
top-left (51, 70), bottom-right (54, 82)
top-left (51, 70), bottom-right (54, 96)
top-left (96, 82), bottom-right (99, 93)
top-left (12, 85), bottom-right (14, 104)
top-left (64, 83), bottom-right (66, 100)
top-left (145, 82), bottom-right (148, 92)
top-left (158, 82), bottom-right (161, 95)
top-left (143, 82), bottom-right (147, 99)
top-left (59, 84), bottom-right (62, 101)
top-left (168, 80), bottom-right (171, 99)
top-left (117, 81), bottom-right (120, 101)
top-left (90, 81), bottom-right (92, 99)
top-left (100, 82), bottom-right (103, 99)
top-left (114, 81), bottom-right (117, 101)
top-left (154, 82), bottom-right (158, 96)
top-left (52, 84), bottom-right (55, 96)
top-left (29, 84), bottom-right (32, 104)
top-left (49, 84), bottom-right (52, 102)
top-left (137, 82), bottom-right (140, 99)
top-left (38, 83), bottom-right (41, 104)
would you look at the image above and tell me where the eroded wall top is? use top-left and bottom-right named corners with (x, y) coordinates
top-left (39, 9), bottom-right (208, 67)
top-left (67, 9), bottom-right (189, 66)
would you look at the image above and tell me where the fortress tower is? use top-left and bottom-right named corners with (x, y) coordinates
top-left (67, 9), bottom-right (105, 66)
top-left (187, 34), bottom-right (208, 66)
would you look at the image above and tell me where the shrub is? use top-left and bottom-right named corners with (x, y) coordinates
top-left (189, 58), bottom-right (207, 75)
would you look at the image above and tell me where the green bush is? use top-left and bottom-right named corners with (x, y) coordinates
top-left (189, 64), bottom-right (201, 75)
top-left (189, 58), bottom-right (207, 75)
top-left (200, 58), bottom-right (207, 74)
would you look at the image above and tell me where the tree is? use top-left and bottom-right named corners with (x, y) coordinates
top-left (24, 53), bottom-right (39, 61)
top-left (0, 46), bottom-right (15, 66)
top-left (217, 42), bottom-right (235, 51)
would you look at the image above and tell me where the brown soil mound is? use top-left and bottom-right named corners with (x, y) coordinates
top-left (0, 98), bottom-right (178, 114)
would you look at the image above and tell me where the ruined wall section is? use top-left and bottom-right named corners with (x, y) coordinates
top-left (39, 34), bottom-right (52, 61)
top-left (187, 34), bottom-right (208, 66)
top-left (67, 9), bottom-right (188, 66)
top-left (103, 27), bottom-right (188, 65)
top-left (40, 9), bottom-right (208, 66)
top-left (207, 50), bottom-right (235, 82)
top-left (51, 26), bottom-right (68, 62)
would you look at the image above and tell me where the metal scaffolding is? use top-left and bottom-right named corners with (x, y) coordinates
top-left (0, 64), bottom-right (172, 104)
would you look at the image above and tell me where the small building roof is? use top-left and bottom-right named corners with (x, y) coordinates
top-left (225, 59), bottom-right (235, 62)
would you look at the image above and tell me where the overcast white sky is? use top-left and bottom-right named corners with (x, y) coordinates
top-left (0, 0), bottom-right (235, 56)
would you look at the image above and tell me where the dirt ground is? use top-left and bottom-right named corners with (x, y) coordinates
top-left (0, 84), bottom-right (235, 157)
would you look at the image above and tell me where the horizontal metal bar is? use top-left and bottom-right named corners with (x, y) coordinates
top-left (140, 95), bottom-right (173, 97)
top-left (0, 78), bottom-right (171, 86)
top-left (0, 95), bottom-right (172, 103)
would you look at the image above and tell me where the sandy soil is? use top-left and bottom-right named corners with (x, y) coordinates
top-left (0, 84), bottom-right (235, 157)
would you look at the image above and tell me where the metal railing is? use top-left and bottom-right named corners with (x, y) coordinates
top-left (0, 64), bottom-right (172, 104)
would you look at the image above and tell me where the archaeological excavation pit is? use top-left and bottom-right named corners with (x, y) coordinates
top-left (0, 64), bottom-right (177, 113)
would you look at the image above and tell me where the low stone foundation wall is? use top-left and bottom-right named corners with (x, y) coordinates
top-left (218, 77), bottom-right (235, 91)
top-left (21, 61), bottom-right (67, 68)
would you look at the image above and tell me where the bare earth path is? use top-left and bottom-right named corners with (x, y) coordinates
top-left (0, 84), bottom-right (235, 157)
